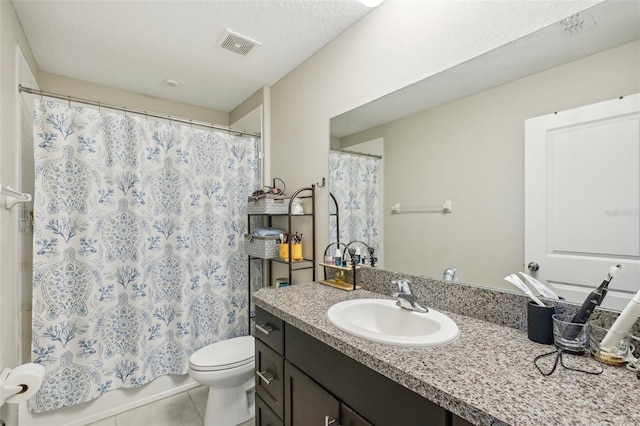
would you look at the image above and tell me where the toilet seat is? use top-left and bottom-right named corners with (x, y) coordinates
top-left (189, 335), bottom-right (254, 372)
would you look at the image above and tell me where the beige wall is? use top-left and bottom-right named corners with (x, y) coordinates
top-left (0, 0), bottom-right (38, 371)
top-left (0, 0), bottom-right (38, 423)
top-left (230, 87), bottom-right (270, 187)
top-left (38, 72), bottom-right (230, 125)
top-left (269, 0), bottom-right (604, 275)
top-left (339, 40), bottom-right (640, 289)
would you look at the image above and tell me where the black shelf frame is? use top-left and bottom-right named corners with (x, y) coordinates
top-left (247, 185), bottom-right (316, 316)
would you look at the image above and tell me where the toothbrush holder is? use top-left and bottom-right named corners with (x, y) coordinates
top-left (527, 301), bottom-right (555, 345)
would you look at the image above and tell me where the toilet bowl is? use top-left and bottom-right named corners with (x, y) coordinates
top-left (188, 335), bottom-right (255, 426)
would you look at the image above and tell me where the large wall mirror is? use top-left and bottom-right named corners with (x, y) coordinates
top-left (329, 0), bottom-right (640, 310)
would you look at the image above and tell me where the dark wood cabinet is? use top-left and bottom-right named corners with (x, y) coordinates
top-left (256, 394), bottom-right (284, 426)
top-left (255, 306), bottom-right (459, 426)
top-left (284, 361), bottom-right (340, 426)
top-left (255, 304), bottom-right (285, 354)
top-left (285, 324), bottom-right (446, 426)
top-left (255, 307), bottom-right (286, 423)
top-left (451, 414), bottom-right (475, 426)
top-left (256, 339), bottom-right (284, 420)
top-left (341, 404), bottom-right (374, 426)
top-left (283, 360), bottom-right (375, 426)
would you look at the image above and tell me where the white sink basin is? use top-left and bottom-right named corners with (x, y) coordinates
top-left (327, 298), bottom-right (459, 347)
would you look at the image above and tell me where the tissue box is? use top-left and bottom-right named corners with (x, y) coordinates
top-left (247, 194), bottom-right (290, 215)
top-left (244, 234), bottom-right (280, 259)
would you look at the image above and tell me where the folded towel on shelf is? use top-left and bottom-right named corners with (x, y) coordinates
top-left (251, 226), bottom-right (286, 236)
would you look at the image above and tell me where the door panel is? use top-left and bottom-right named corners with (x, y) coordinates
top-left (341, 403), bottom-right (373, 426)
top-left (256, 339), bottom-right (284, 419)
top-left (257, 395), bottom-right (284, 426)
top-left (525, 93), bottom-right (640, 310)
top-left (284, 360), bottom-right (340, 426)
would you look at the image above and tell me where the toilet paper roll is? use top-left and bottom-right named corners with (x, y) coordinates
top-left (2, 363), bottom-right (45, 404)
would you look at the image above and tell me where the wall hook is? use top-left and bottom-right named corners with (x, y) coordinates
top-left (317, 177), bottom-right (326, 188)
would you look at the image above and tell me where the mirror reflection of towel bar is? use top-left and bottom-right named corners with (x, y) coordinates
top-left (391, 200), bottom-right (452, 214)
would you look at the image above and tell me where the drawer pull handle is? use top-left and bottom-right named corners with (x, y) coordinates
top-left (324, 416), bottom-right (339, 426)
top-left (256, 370), bottom-right (275, 384)
top-left (256, 323), bottom-right (273, 335)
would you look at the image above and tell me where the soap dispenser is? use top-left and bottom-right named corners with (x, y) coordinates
top-left (334, 248), bottom-right (342, 267)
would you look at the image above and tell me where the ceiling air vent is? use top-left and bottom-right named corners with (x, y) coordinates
top-left (560, 13), bottom-right (596, 34)
top-left (218, 30), bottom-right (261, 56)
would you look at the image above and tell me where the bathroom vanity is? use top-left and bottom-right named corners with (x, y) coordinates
top-left (253, 282), bottom-right (640, 426)
top-left (254, 305), bottom-right (462, 425)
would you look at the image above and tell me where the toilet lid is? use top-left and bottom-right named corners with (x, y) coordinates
top-left (189, 335), bottom-right (254, 371)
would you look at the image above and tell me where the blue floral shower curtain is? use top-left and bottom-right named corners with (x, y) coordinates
top-left (329, 151), bottom-right (381, 264)
top-left (30, 99), bottom-right (260, 412)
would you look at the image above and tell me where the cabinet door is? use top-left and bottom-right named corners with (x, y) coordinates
top-left (284, 360), bottom-right (340, 426)
top-left (256, 395), bottom-right (284, 426)
top-left (256, 339), bottom-right (284, 419)
top-left (451, 413), bottom-right (475, 426)
top-left (341, 404), bottom-right (373, 426)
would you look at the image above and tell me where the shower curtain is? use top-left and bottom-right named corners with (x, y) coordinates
top-left (30, 99), bottom-right (260, 412)
top-left (329, 151), bottom-right (381, 264)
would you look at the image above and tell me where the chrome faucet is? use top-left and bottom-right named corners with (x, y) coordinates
top-left (392, 279), bottom-right (428, 313)
top-left (442, 266), bottom-right (457, 282)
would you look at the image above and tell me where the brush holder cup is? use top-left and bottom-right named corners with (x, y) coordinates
top-left (588, 322), bottom-right (632, 367)
top-left (527, 302), bottom-right (555, 344)
top-left (279, 243), bottom-right (303, 261)
top-left (552, 314), bottom-right (590, 355)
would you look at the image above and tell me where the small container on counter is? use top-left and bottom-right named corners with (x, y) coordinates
top-left (527, 301), bottom-right (555, 344)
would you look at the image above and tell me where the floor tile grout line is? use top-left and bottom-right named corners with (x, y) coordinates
top-left (187, 388), bottom-right (205, 424)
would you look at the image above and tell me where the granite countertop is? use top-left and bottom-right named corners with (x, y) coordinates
top-left (253, 282), bottom-right (640, 426)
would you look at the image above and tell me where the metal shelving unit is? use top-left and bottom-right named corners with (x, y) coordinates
top-left (247, 185), bottom-right (316, 314)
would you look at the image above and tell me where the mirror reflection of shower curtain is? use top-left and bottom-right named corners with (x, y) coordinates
top-left (30, 99), bottom-right (260, 412)
top-left (329, 151), bottom-right (381, 266)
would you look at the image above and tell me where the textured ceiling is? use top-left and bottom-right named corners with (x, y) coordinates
top-left (12, 0), bottom-right (373, 112)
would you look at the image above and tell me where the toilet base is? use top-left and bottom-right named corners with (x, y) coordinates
top-left (203, 378), bottom-right (255, 426)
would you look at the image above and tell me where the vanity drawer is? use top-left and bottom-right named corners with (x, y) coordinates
top-left (256, 339), bottom-right (284, 420)
top-left (255, 306), bottom-right (284, 355)
top-left (256, 395), bottom-right (284, 426)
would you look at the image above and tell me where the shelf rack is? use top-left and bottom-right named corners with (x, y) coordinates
top-left (247, 185), bottom-right (316, 315)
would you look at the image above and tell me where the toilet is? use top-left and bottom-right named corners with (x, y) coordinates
top-left (188, 335), bottom-right (255, 426)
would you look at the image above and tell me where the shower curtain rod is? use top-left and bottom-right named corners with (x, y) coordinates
top-left (331, 148), bottom-right (382, 160)
top-left (18, 85), bottom-right (261, 138)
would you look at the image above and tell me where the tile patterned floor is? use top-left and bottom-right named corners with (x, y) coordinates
top-left (87, 386), bottom-right (254, 426)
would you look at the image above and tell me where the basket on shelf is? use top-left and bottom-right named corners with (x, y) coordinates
top-left (244, 234), bottom-right (280, 259)
top-left (247, 194), bottom-right (290, 215)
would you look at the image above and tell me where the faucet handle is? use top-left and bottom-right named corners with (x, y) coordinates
top-left (392, 279), bottom-right (413, 295)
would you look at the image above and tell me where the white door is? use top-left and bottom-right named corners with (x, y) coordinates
top-left (524, 94), bottom-right (640, 310)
